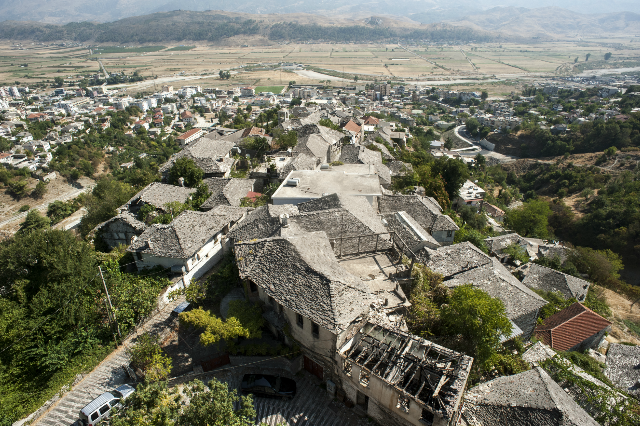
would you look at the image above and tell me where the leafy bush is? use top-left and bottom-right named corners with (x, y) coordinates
top-left (127, 333), bottom-right (172, 381)
top-left (501, 242), bottom-right (530, 264)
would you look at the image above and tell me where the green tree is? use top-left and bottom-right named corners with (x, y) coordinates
top-left (274, 130), bottom-right (297, 149)
top-left (443, 137), bottom-right (454, 150)
top-left (168, 158), bottom-right (204, 187)
top-left (8, 180), bottom-right (29, 199)
top-left (80, 178), bottom-right (137, 237)
top-left (441, 284), bottom-right (512, 368)
top-left (465, 117), bottom-right (480, 136)
top-left (110, 379), bottom-right (255, 426)
top-left (585, 53), bottom-right (591, 61)
top-left (501, 242), bottom-right (530, 264)
top-left (127, 333), bottom-right (172, 382)
top-left (431, 157), bottom-right (470, 201)
top-left (604, 52), bottom-right (612, 60)
top-left (505, 199), bottom-right (551, 239)
top-left (319, 118), bottom-right (340, 131)
top-left (481, 91), bottom-right (489, 101)
top-left (53, 76), bottom-right (64, 87)
top-left (474, 153), bottom-right (486, 168)
top-left (18, 210), bottom-right (50, 234)
top-left (46, 200), bottom-right (78, 224)
top-left (568, 247), bottom-right (623, 285)
top-left (454, 225), bottom-right (489, 253)
top-left (31, 181), bottom-right (48, 199)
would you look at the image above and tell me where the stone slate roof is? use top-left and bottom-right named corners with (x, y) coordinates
top-left (538, 244), bottom-right (570, 263)
top-left (443, 258), bottom-right (547, 326)
top-left (363, 138), bottom-right (394, 160)
top-left (605, 343), bottom-right (640, 398)
top-left (93, 211), bottom-right (147, 235)
top-left (386, 160), bottom-right (413, 176)
top-left (297, 194), bottom-right (385, 236)
top-left (128, 206), bottom-right (248, 260)
top-left (381, 211), bottom-right (440, 251)
top-left (416, 242), bottom-right (492, 279)
top-left (523, 263), bottom-right (590, 302)
top-left (234, 232), bottom-right (374, 333)
top-left (159, 138), bottom-right (236, 175)
top-left (462, 367), bottom-right (599, 426)
top-left (200, 178), bottom-right (256, 210)
top-left (535, 303), bottom-right (611, 351)
top-left (379, 194), bottom-right (458, 233)
top-left (522, 341), bottom-right (557, 366)
top-left (337, 145), bottom-right (391, 184)
top-left (226, 204), bottom-right (299, 243)
top-left (484, 233), bottom-right (529, 254)
top-left (279, 153), bottom-right (318, 179)
top-left (291, 124), bottom-right (344, 160)
top-left (125, 182), bottom-right (196, 213)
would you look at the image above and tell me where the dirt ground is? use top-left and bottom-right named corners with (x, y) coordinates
top-left (600, 286), bottom-right (640, 346)
top-left (0, 174), bottom-right (94, 231)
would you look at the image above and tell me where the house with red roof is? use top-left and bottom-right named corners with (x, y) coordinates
top-left (363, 116), bottom-right (379, 126)
top-left (176, 128), bottom-right (204, 146)
top-left (534, 302), bottom-right (611, 352)
top-left (241, 126), bottom-right (266, 138)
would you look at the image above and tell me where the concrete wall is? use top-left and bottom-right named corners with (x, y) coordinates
top-left (570, 326), bottom-right (611, 352)
top-left (338, 358), bottom-right (446, 426)
top-left (432, 230), bottom-right (455, 246)
top-left (513, 309), bottom-right (540, 341)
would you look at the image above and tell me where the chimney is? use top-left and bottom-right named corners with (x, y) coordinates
top-left (178, 177), bottom-right (185, 187)
top-left (279, 213), bottom-right (289, 228)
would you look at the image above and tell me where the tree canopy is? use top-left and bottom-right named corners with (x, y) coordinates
top-left (505, 199), bottom-right (551, 239)
top-left (168, 158), bottom-right (204, 188)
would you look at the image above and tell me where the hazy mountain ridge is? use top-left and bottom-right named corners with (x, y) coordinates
top-left (449, 6), bottom-right (640, 37)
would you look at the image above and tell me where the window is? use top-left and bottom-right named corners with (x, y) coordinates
top-left (269, 296), bottom-right (276, 307)
top-left (249, 282), bottom-right (258, 293)
top-left (296, 313), bottom-right (304, 328)
top-left (397, 395), bottom-right (410, 413)
top-left (359, 369), bottom-right (370, 387)
top-left (446, 230), bottom-right (453, 238)
top-left (99, 404), bottom-right (110, 415)
top-left (91, 412), bottom-right (99, 421)
top-left (344, 360), bottom-right (352, 376)
top-left (311, 322), bottom-right (319, 338)
top-left (420, 408), bottom-right (435, 425)
top-left (136, 252), bottom-right (143, 261)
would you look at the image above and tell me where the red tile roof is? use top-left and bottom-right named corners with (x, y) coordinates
top-left (176, 128), bottom-right (202, 140)
top-left (342, 120), bottom-right (361, 133)
top-left (241, 126), bottom-right (266, 138)
top-left (363, 116), bottom-right (379, 125)
top-left (534, 302), bottom-right (611, 351)
top-left (245, 191), bottom-right (263, 202)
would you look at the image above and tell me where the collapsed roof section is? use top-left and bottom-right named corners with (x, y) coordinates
top-left (339, 322), bottom-right (473, 422)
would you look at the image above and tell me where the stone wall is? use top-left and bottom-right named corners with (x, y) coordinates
top-left (570, 326), bottom-right (611, 352)
top-left (513, 309), bottom-right (540, 341)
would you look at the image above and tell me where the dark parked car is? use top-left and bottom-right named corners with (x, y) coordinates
top-left (241, 374), bottom-right (297, 400)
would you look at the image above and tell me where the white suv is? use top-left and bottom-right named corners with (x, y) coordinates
top-left (79, 384), bottom-right (135, 426)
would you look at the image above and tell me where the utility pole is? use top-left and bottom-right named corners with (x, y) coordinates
top-left (99, 266), bottom-right (122, 340)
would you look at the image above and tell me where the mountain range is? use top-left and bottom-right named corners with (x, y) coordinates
top-left (0, 0), bottom-right (639, 25)
top-left (0, 4), bottom-right (639, 41)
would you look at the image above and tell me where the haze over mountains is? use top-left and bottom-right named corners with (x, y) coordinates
top-left (0, 0), bottom-right (639, 40)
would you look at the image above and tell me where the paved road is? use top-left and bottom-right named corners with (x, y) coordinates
top-left (32, 297), bottom-right (185, 426)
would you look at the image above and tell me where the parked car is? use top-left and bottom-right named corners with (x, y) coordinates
top-left (79, 384), bottom-right (135, 425)
top-left (241, 374), bottom-right (296, 400)
top-left (170, 301), bottom-right (192, 318)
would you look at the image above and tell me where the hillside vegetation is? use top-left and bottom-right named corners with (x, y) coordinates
top-left (0, 11), bottom-right (496, 43)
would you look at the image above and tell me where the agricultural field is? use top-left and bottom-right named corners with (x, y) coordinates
top-left (2, 38), bottom-right (640, 92)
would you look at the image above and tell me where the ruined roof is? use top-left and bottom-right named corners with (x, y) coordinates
top-left (278, 153), bottom-right (317, 179)
top-left (416, 242), bottom-right (492, 279)
top-left (159, 138), bottom-right (236, 174)
top-left (94, 211), bottom-right (147, 235)
top-left (297, 193), bottom-right (385, 236)
top-left (537, 244), bottom-right (570, 263)
top-left (234, 232), bottom-right (374, 333)
top-left (382, 211), bottom-right (440, 251)
top-left (605, 343), bottom-right (640, 398)
top-left (462, 367), bottom-right (599, 426)
top-left (483, 233), bottom-right (529, 254)
top-left (386, 160), bottom-right (413, 176)
top-left (125, 182), bottom-right (196, 212)
top-left (535, 303), bottom-right (611, 352)
top-left (523, 264), bottom-right (590, 302)
top-left (226, 204), bottom-right (299, 243)
top-left (339, 322), bottom-right (473, 421)
top-left (443, 258), bottom-right (547, 324)
top-left (379, 194), bottom-right (458, 233)
top-left (128, 207), bottom-right (247, 259)
top-left (522, 341), bottom-right (556, 366)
